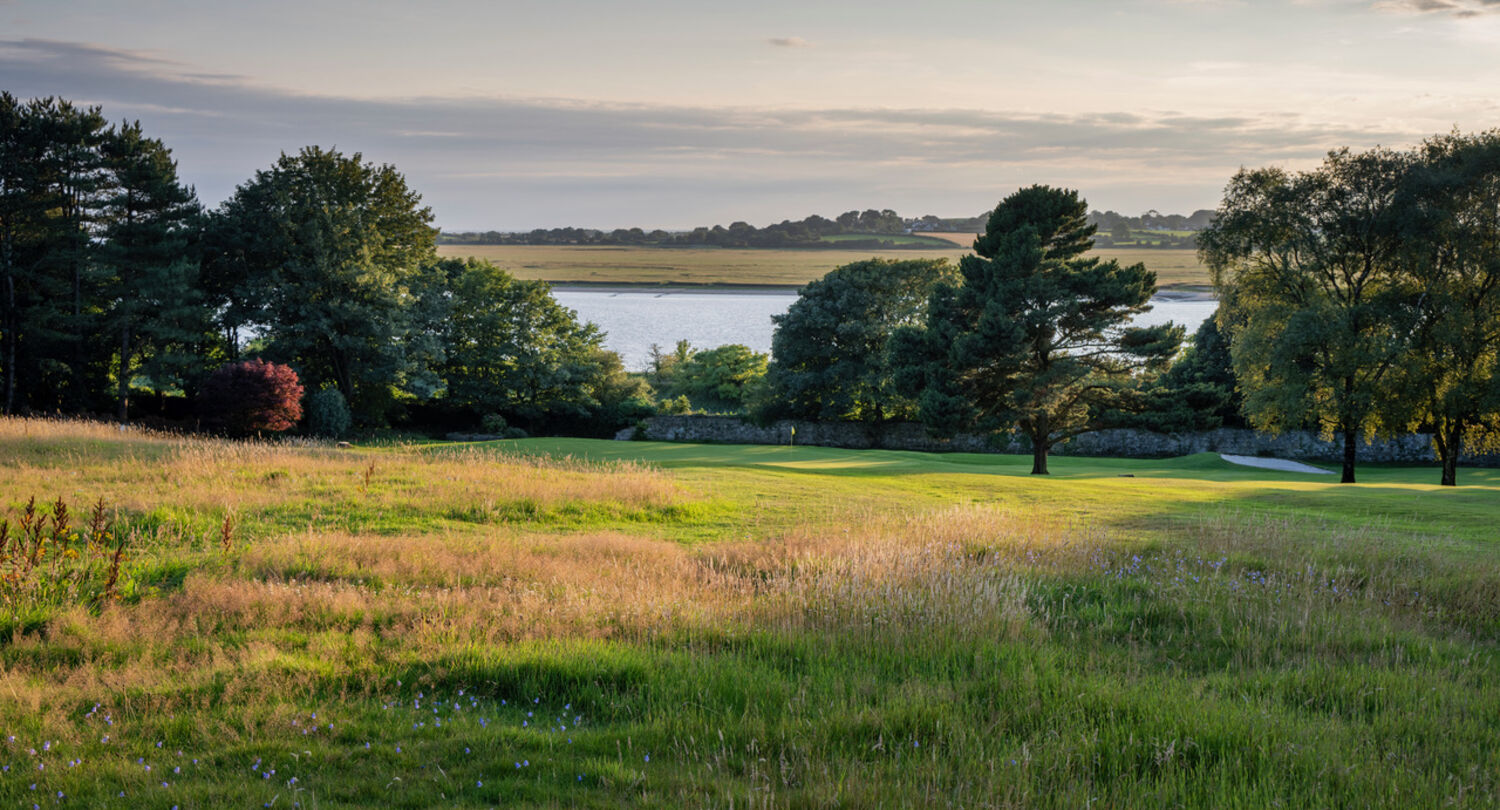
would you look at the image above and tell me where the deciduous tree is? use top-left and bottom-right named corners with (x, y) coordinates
top-left (764, 257), bottom-right (953, 422)
top-left (1386, 132), bottom-right (1500, 485)
top-left (199, 358), bottom-right (303, 434)
top-left (210, 146), bottom-right (437, 425)
top-left (1200, 148), bottom-right (1412, 483)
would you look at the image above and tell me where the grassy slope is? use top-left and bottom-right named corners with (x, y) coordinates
top-left (437, 244), bottom-right (1212, 290)
top-left (2, 423), bottom-right (1497, 807)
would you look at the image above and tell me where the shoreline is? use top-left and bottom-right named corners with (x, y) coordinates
top-left (548, 280), bottom-right (1217, 300)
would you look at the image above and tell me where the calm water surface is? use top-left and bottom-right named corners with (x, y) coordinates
top-left (551, 288), bottom-right (1218, 371)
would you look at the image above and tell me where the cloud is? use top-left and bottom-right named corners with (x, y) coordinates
top-left (1373, 0), bottom-right (1500, 16)
top-left (767, 36), bottom-right (811, 47)
top-left (0, 37), bottom-right (1431, 228)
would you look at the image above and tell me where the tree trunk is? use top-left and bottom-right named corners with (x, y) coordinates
top-left (1030, 412), bottom-right (1050, 475)
top-left (3, 272), bottom-right (14, 415)
top-left (1438, 421), bottom-right (1463, 487)
top-left (117, 325), bottom-right (131, 424)
top-left (1341, 427), bottom-right (1357, 484)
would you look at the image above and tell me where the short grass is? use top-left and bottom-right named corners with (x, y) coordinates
top-left (2, 418), bottom-right (1497, 807)
top-left (437, 243), bottom-right (1212, 291)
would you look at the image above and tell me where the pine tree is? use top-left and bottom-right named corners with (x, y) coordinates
top-left (97, 121), bottom-right (204, 423)
top-left (893, 186), bottom-right (1181, 474)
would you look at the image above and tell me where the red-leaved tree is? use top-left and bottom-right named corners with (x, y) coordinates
top-left (199, 359), bottom-right (304, 434)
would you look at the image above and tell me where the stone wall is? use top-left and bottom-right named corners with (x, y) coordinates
top-left (621, 416), bottom-right (1500, 466)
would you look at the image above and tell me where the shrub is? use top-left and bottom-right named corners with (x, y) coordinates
top-left (304, 387), bottom-right (353, 438)
top-left (199, 359), bottom-right (304, 435)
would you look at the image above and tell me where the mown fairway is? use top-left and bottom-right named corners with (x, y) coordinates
top-left (436, 243), bottom-right (1213, 290)
top-left (2, 419), bottom-right (1497, 807)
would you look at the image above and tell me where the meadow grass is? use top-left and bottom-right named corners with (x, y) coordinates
top-left (436, 243), bottom-right (1212, 291)
top-left (1, 418), bottom-right (1496, 807)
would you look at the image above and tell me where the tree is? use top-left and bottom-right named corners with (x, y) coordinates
top-left (199, 358), bottom-right (304, 434)
top-left (1385, 132), bottom-right (1500, 486)
top-left (209, 146), bottom-right (437, 425)
top-left (1110, 222), bottom-right (1132, 245)
top-left (97, 121), bottom-right (204, 424)
top-left (303, 387), bottom-right (353, 438)
top-left (671, 344), bottom-right (768, 413)
top-left (893, 185), bottom-right (1181, 474)
top-left (0, 95), bottom-right (113, 414)
top-left (763, 258), bottom-right (954, 422)
top-left (1111, 317), bottom-right (1244, 433)
top-left (646, 339), bottom-right (694, 394)
top-left (1200, 147), bottom-right (1412, 483)
top-left (419, 257), bottom-right (642, 432)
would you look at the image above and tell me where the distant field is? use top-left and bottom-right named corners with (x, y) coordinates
top-left (818, 232), bottom-right (957, 247)
top-left (439, 242), bottom-right (1213, 290)
top-left (921, 231), bottom-right (978, 246)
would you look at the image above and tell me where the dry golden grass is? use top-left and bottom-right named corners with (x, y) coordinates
top-left (439, 241), bottom-right (1212, 289)
top-left (922, 232), bottom-right (979, 246)
top-left (0, 419), bottom-right (685, 536)
top-left (0, 504), bottom-right (1059, 706)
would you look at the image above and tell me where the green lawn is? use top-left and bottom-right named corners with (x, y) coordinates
top-left (2, 422), bottom-right (1496, 807)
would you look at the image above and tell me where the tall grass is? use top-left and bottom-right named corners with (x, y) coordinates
top-left (0, 421), bottom-right (1495, 807)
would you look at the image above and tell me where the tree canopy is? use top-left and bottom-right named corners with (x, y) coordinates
top-left (1201, 147), bottom-right (1416, 483)
top-left (1, 95), bottom-right (206, 420)
top-left (207, 146), bottom-right (439, 425)
top-left (763, 257), bottom-right (954, 422)
top-left (1383, 132), bottom-right (1500, 485)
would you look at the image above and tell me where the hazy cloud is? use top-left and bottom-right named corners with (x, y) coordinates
top-left (0, 38), bottom-right (1422, 229)
top-left (767, 36), bottom-right (811, 47)
top-left (1374, 0), bottom-right (1500, 16)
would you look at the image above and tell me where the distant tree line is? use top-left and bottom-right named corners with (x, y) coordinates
top-left (0, 94), bottom-right (650, 437)
top-left (439, 209), bottom-right (911, 249)
top-left (439, 208), bottom-right (1215, 250)
top-left (1087, 208), bottom-right (1216, 233)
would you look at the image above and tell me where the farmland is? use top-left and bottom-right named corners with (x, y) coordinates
top-left (437, 242), bottom-right (1213, 290)
top-left (2, 418), bottom-right (1497, 807)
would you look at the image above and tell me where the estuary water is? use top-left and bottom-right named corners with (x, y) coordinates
top-left (551, 287), bottom-right (1219, 371)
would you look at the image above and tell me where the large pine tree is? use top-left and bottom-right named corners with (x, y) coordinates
top-left (97, 121), bottom-right (204, 423)
top-left (893, 185), bottom-right (1180, 474)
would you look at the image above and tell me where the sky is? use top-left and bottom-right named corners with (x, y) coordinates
top-left (3, 0), bottom-right (1499, 231)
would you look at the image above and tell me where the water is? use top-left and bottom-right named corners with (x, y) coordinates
top-left (551, 287), bottom-right (1218, 371)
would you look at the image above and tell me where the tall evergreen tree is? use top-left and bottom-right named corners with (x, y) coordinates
top-left (0, 95), bottom-right (112, 414)
top-left (97, 121), bottom-right (204, 423)
top-left (893, 185), bottom-right (1181, 474)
